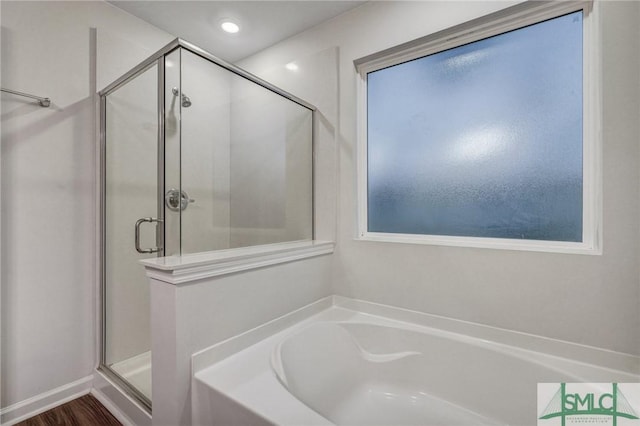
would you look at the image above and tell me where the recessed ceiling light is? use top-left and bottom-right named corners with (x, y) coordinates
top-left (220, 20), bottom-right (240, 34)
top-left (285, 62), bottom-right (299, 71)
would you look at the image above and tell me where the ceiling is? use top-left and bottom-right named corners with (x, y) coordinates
top-left (108, 1), bottom-right (365, 63)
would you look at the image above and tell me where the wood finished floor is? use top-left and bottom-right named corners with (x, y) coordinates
top-left (16, 394), bottom-right (121, 426)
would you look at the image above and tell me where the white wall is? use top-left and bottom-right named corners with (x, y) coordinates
top-left (240, 1), bottom-right (640, 356)
top-left (0, 0), bottom-right (172, 413)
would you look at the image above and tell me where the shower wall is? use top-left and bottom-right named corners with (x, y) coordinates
top-left (176, 48), bottom-right (313, 254)
top-left (229, 79), bottom-right (313, 247)
top-left (180, 50), bottom-right (232, 253)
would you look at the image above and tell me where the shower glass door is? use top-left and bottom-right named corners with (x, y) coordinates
top-left (102, 62), bottom-right (161, 408)
top-left (99, 39), bottom-right (313, 413)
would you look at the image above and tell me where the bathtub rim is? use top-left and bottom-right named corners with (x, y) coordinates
top-left (193, 295), bottom-right (639, 379)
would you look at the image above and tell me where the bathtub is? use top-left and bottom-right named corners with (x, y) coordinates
top-left (192, 297), bottom-right (639, 425)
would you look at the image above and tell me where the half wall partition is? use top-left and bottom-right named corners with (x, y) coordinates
top-left (99, 39), bottom-right (314, 410)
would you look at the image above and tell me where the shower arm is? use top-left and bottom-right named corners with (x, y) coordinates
top-left (171, 87), bottom-right (191, 108)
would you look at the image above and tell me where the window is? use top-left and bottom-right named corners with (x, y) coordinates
top-left (356, 1), bottom-right (601, 254)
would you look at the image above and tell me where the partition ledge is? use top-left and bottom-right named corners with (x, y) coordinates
top-left (140, 240), bottom-right (334, 285)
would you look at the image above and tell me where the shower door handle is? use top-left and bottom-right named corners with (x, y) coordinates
top-left (135, 217), bottom-right (163, 254)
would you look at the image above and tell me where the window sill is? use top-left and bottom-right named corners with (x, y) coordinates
top-left (358, 232), bottom-right (601, 255)
top-left (140, 240), bottom-right (335, 285)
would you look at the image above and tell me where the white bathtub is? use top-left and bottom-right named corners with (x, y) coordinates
top-left (192, 298), bottom-right (639, 425)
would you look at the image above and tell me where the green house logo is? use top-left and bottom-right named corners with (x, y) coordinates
top-left (539, 383), bottom-right (639, 426)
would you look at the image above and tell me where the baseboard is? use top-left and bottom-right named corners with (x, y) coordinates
top-left (0, 376), bottom-right (93, 426)
top-left (92, 370), bottom-right (151, 426)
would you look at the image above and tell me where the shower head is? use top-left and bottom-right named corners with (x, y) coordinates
top-left (172, 87), bottom-right (192, 108)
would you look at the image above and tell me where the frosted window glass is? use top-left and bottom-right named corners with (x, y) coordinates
top-left (367, 12), bottom-right (583, 242)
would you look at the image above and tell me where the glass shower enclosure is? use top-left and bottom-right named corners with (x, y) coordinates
top-left (99, 39), bottom-right (314, 410)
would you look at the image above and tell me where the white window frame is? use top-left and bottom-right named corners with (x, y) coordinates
top-left (355, 1), bottom-right (601, 255)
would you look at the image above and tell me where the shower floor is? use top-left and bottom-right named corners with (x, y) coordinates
top-left (110, 351), bottom-right (152, 400)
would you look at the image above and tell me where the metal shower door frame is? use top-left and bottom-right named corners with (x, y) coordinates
top-left (98, 38), bottom-right (317, 413)
top-left (98, 57), bottom-right (165, 412)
